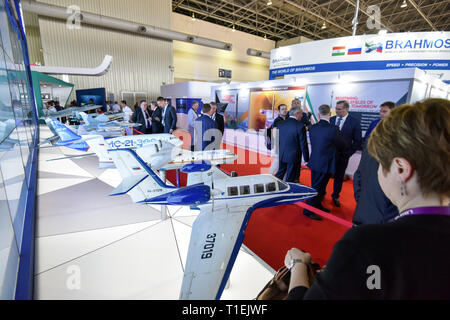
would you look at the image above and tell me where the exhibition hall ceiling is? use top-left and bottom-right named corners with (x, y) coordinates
top-left (172, 0), bottom-right (450, 41)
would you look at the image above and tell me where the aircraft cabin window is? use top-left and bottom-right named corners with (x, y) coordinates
top-left (254, 184), bottom-right (264, 194)
top-left (266, 182), bottom-right (277, 192)
top-left (228, 186), bottom-right (238, 196)
top-left (240, 185), bottom-right (250, 195)
top-left (278, 181), bottom-right (288, 191)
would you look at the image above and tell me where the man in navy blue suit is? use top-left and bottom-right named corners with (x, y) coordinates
top-left (194, 103), bottom-right (219, 151)
top-left (157, 96), bottom-right (177, 134)
top-left (329, 100), bottom-right (362, 207)
top-left (353, 101), bottom-right (398, 225)
top-left (275, 107), bottom-right (310, 183)
top-left (304, 104), bottom-right (347, 220)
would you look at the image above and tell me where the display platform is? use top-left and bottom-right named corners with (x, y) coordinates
top-left (34, 126), bottom-right (274, 299)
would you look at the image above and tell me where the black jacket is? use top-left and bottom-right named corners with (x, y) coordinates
top-left (308, 120), bottom-right (346, 174)
top-left (277, 117), bottom-right (309, 163)
top-left (288, 213), bottom-right (450, 300)
top-left (131, 106), bottom-right (151, 133)
top-left (353, 142), bottom-right (399, 225)
top-left (151, 106), bottom-right (164, 133)
top-left (162, 105), bottom-right (177, 133)
top-left (214, 112), bottom-right (225, 135)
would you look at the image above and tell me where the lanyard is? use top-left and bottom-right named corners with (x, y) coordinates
top-left (394, 206), bottom-right (450, 221)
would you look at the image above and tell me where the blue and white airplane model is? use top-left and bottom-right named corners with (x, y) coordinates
top-left (108, 148), bottom-right (317, 300)
top-left (43, 118), bottom-right (182, 163)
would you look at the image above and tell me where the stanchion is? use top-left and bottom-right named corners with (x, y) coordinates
top-left (159, 170), bottom-right (168, 221)
top-left (295, 202), bottom-right (354, 229)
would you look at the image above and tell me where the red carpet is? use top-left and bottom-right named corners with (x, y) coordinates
top-left (166, 143), bottom-right (356, 269)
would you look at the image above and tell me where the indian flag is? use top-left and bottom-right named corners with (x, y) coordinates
top-left (332, 46), bottom-right (346, 56)
top-left (304, 89), bottom-right (318, 124)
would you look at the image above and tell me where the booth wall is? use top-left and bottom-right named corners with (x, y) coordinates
top-left (27, 0), bottom-right (173, 101)
top-left (171, 12), bottom-right (275, 83)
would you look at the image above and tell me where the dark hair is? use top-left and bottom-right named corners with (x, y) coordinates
top-left (380, 101), bottom-right (396, 109)
top-left (202, 103), bottom-right (212, 113)
top-left (368, 98), bottom-right (450, 198)
top-left (157, 96), bottom-right (166, 102)
top-left (192, 100), bottom-right (199, 106)
top-left (121, 100), bottom-right (127, 105)
top-left (336, 100), bottom-right (349, 109)
top-left (277, 104), bottom-right (287, 111)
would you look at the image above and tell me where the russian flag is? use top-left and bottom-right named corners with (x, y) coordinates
top-left (348, 47), bottom-right (362, 55)
top-left (132, 167), bottom-right (141, 171)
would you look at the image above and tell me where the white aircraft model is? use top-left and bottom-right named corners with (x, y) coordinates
top-left (84, 134), bottom-right (237, 170)
top-left (42, 118), bottom-right (182, 163)
top-left (108, 148), bottom-right (317, 300)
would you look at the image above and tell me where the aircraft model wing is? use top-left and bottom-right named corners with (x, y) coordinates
top-left (180, 203), bottom-right (254, 300)
top-left (41, 105), bottom-right (101, 119)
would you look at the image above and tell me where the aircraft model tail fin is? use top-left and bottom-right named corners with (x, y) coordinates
top-left (45, 118), bottom-right (81, 142)
top-left (78, 111), bottom-right (90, 125)
top-left (82, 134), bottom-right (112, 167)
top-left (108, 148), bottom-right (174, 203)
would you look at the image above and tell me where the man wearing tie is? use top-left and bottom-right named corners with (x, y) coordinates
top-left (304, 104), bottom-right (346, 221)
top-left (210, 102), bottom-right (224, 143)
top-left (330, 100), bottom-right (362, 207)
top-left (157, 96), bottom-right (177, 134)
top-left (188, 101), bottom-right (200, 150)
top-left (276, 107), bottom-right (310, 183)
top-left (131, 100), bottom-right (151, 134)
top-left (194, 103), bottom-right (219, 151)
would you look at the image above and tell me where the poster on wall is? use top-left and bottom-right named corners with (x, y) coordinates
top-left (215, 89), bottom-right (244, 129)
top-left (175, 98), bottom-right (203, 130)
top-left (248, 86), bottom-right (305, 131)
top-left (305, 80), bottom-right (411, 135)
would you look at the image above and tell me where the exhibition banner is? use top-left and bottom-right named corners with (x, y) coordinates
top-left (305, 80), bottom-right (410, 135)
top-left (270, 32), bottom-right (450, 83)
top-left (215, 86), bottom-right (305, 131)
top-left (248, 86), bottom-right (305, 130)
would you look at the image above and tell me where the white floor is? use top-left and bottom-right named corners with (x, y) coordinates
top-left (35, 126), bottom-right (274, 300)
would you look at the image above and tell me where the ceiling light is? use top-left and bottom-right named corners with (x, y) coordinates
top-left (232, 25), bottom-right (236, 32)
top-left (267, 1), bottom-right (272, 5)
top-left (264, 34), bottom-right (267, 40)
top-left (400, 0), bottom-right (407, 8)
top-left (321, 21), bottom-right (327, 30)
top-left (191, 13), bottom-right (196, 21)
top-left (378, 29), bottom-right (387, 35)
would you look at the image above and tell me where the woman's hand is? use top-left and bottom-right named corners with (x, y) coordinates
top-left (284, 248), bottom-right (312, 269)
top-left (284, 248), bottom-right (312, 291)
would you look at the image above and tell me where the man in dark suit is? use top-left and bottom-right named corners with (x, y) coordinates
top-left (304, 104), bottom-right (347, 221)
top-left (151, 101), bottom-right (164, 133)
top-left (268, 104), bottom-right (288, 175)
top-left (353, 101), bottom-right (398, 225)
top-left (329, 100), bottom-right (362, 207)
top-left (275, 107), bottom-right (310, 183)
top-left (194, 103), bottom-right (219, 151)
top-left (157, 96), bottom-right (177, 134)
top-left (131, 100), bottom-right (152, 134)
top-left (292, 98), bottom-right (312, 130)
top-left (210, 102), bottom-right (224, 142)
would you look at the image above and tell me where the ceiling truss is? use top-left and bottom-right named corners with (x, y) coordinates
top-left (172, 0), bottom-right (450, 42)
